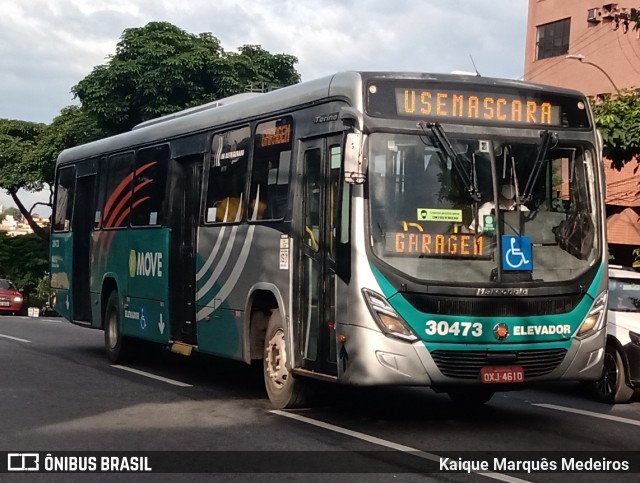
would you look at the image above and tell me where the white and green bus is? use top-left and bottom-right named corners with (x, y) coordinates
top-left (51, 71), bottom-right (608, 407)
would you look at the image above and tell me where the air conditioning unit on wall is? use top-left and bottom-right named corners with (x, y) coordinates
top-left (587, 8), bottom-right (601, 23)
top-left (601, 3), bottom-right (618, 20)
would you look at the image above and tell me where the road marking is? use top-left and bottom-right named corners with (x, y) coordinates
top-left (271, 410), bottom-right (529, 482)
top-left (533, 403), bottom-right (640, 426)
top-left (111, 365), bottom-right (193, 387)
top-left (0, 333), bottom-right (31, 343)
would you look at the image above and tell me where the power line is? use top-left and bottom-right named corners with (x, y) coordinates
top-left (619, 34), bottom-right (640, 76)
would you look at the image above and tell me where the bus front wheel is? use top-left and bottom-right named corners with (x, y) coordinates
top-left (104, 291), bottom-right (132, 364)
top-left (263, 310), bottom-right (311, 409)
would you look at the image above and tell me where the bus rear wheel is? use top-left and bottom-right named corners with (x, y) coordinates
top-left (263, 310), bottom-right (312, 409)
top-left (104, 291), bottom-right (132, 364)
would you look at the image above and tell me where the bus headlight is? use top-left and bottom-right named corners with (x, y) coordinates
top-left (362, 289), bottom-right (418, 342)
top-left (576, 290), bottom-right (607, 338)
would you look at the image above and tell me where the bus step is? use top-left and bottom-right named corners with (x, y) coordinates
top-left (170, 341), bottom-right (195, 356)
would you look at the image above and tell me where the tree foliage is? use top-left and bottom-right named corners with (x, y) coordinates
top-left (0, 119), bottom-right (45, 191)
top-left (2, 21), bottom-right (300, 241)
top-left (0, 119), bottom-right (49, 236)
top-left (30, 105), bottom-right (104, 188)
top-left (72, 22), bottom-right (301, 134)
top-left (0, 108), bottom-right (102, 238)
top-left (0, 207), bottom-right (21, 222)
top-left (590, 90), bottom-right (640, 170)
top-left (0, 232), bottom-right (49, 306)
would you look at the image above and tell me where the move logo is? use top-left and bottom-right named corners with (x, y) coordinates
top-left (129, 249), bottom-right (163, 278)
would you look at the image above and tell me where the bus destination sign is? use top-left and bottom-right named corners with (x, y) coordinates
top-left (396, 88), bottom-right (560, 126)
top-left (385, 232), bottom-right (490, 259)
top-left (260, 124), bottom-right (292, 147)
top-left (364, 80), bottom-right (591, 128)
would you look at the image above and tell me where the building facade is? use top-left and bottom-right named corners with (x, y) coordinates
top-left (524, 0), bottom-right (640, 266)
top-left (0, 214), bottom-right (49, 237)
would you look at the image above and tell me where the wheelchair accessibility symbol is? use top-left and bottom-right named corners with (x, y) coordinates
top-left (502, 235), bottom-right (533, 271)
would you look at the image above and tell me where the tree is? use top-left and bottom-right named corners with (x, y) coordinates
top-left (72, 21), bottom-right (301, 135)
top-left (0, 119), bottom-right (47, 237)
top-left (229, 44), bottom-right (302, 93)
top-left (590, 90), bottom-right (640, 170)
top-left (0, 232), bottom-right (49, 307)
top-left (590, 91), bottom-right (640, 268)
top-left (2, 22), bottom-right (300, 239)
top-left (30, 105), bottom-right (104, 202)
top-left (0, 207), bottom-right (21, 222)
top-left (0, 107), bottom-right (103, 239)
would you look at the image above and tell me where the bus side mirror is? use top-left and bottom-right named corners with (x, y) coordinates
top-left (343, 131), bottom-right (365, 184)
top-left (340, 106), bottom-right (366, 184)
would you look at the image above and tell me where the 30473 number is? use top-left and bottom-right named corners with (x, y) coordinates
top-left (425, 320), bottom-right (483, 337)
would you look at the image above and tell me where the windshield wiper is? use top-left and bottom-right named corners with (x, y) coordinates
top-left (521, 130), bottom-right (557, 203)
top-left (419, 121), bottom-right (481, 202)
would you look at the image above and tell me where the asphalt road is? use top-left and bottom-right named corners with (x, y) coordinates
top-left (0, 315), bottom-right (638, 482)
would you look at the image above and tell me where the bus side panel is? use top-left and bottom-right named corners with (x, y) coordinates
top-left (89, 229), bottom-right (130, 327)
top-left (51, 232), bottom-right (73, 321)
top-left (195, 224), bottom-right (289, 359)
top-left (120, 228), bottom-right (170, 342)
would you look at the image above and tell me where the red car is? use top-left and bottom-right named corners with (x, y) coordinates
top-left (0, 279), bottom-right (23, 315)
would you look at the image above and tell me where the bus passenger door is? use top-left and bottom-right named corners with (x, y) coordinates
top-left (168, 155), bottom-right (202, 345)
top-left (296, 136), bottom-right (342, 376)
top-left (71, 162), bottom-right (97, 323)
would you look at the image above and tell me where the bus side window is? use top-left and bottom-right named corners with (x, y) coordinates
top-left (250, 117), bottom-right (293, 221)
top-left (206, 127), bottom-right (251, 223)
top-left (101, 153), bottom-right (133, 229)
top-left (131, 145), bottom-right (170, 227)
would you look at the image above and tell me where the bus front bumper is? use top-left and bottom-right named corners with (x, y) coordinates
top-left (336, 323), bottom-right (605, 387)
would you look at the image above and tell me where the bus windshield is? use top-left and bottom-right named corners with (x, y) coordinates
top-left (367, 132), bottom-right (599, 284)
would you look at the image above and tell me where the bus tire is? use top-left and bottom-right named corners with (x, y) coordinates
top-left (447, 389), bottom-right (494, 405)
top-left (591, 344), bottom-right (634, 404)
top-left (104, 291), bottom-right (132, 364)
top-left (263, 309), bottom-right (311, 409)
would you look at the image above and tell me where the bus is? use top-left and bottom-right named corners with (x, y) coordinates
top-left (50, 71), bottom-right (608, 408)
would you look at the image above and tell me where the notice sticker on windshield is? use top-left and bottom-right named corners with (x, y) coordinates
top-left (483, 214), bottom-right (496, 232)
top-left (417, 208), bottom-right (462, 222)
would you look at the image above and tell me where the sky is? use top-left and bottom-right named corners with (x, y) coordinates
top-left (0, 0), bottom-right (528, 216)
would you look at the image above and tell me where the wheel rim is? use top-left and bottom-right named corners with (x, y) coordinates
top-left (595, 351), bottom-right (618, 398)
top-left (107, 310), bottom-right (118, 350)
top-left (266, 328), bottom-right (289, 389)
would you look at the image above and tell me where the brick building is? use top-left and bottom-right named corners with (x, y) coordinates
top-left (524, 0), bottom-right (640, 266)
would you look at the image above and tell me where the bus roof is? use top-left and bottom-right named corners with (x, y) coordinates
top-left (56, 71), bottom-right (587, 166)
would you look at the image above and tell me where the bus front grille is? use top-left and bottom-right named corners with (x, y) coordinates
top-left (403, 294), bottom-right (581, 316)
top-left (430, 348), bottom-right (568, 379)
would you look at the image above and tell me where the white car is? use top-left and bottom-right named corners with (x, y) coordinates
top-left (591, 266), bottom-right (640, 403)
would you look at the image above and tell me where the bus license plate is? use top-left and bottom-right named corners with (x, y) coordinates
top-left (481, 366), bottom-right (524, 383)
